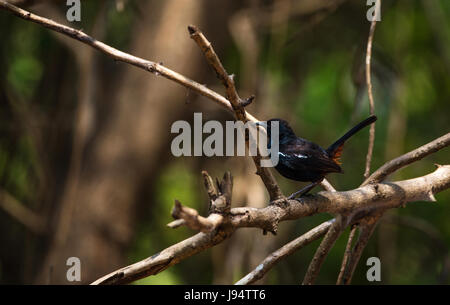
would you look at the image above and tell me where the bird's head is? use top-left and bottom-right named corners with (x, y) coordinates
top-left (257, 118), bottom-right (297, 145)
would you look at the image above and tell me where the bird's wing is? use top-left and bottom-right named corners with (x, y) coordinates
top-left (279, 140), bottom-right (342, 173)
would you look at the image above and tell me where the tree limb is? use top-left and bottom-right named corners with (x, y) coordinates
top-left (364, 0), bottom-right (380, 178)
top-left (187, 25), bottom-right (284, 201)
top-left (363, 133), bottom-right (450, 185)
top-left (0, 1), bottom-right (258, 122)
top-left (336, 225), bottom-right (358, 284)
top-left (92, 165), bottom-right (450, 284)
top-left (338, 215), bottom-right (381, 284)
top-left (235, 219), bottom-right (334, 285)
top-left (302, 215), bottom-right (345, 285)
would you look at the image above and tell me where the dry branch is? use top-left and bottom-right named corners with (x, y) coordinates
top-left (302, 216), bottom-right (345, 285)
top-left (188, 25), bottom-right (284, 201)
top-left (167, 200), bottom-right (224, 233)
top-left (338, 217), bottom-right (380, 284)
top-left (235, 219), bottom-right (334, 285)
top-left (92, 165), bottom-right (450, 284)
top-left (364, 0), bottom-right (380, 178)
top-left (0, 1), bottom-right (258, 121)
top-left (363, 133), bottom-right (450, 185)
top-left (336, 225), bottom-right (358, 284)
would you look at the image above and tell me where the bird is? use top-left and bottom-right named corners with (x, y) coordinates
top-left (258, 115), bottom-right (377, 199)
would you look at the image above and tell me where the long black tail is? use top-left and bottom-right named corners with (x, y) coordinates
top-left (326, 115), bottom-right (377, 156)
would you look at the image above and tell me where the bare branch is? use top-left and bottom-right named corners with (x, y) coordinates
top-left (188, 25), bottom-right (245, 117)
top-left (320, 179), bottom-right (337, 192)
top-left (364, 0), bottom-right (381, 178)
top-left (363, 133), bottom-right (450, 185)
top-left (235, 219), bottom-right (334, 285)
top-left (0, 1), bottom-right (259, 122)
top-left (187, 25), bottom-right (284, 201)
top-left (302, 216), bottom-right (345, 285)
top-left (91, 228), bottom-right (235, 285)
top-left (231, 165), bottom-right (450, 231)
top-left (168, 200), bottom-right (224, 233)
top-left (93, 165), bottom-right (450, 284)
top-left (336, 225), bottom-right (358, 284)
top-left (339, 215), bottom-right (381, 284)
top-left (202, 171), bottom-right (219, 203)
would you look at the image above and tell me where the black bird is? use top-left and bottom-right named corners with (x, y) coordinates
top-left (259, 115), bottom-right (377, 198)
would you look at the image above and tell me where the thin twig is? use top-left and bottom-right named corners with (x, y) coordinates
top-left (363, 132), bottom-right (450, 186)
top-left (336, 225), bottom-right (358, 284)
top-left (302, 215), bottom-right (345, 285)
top-left (339, 216), bottom-right (381, 284)
top-left (235, 219), bottom-right (334, 285)
top-left (364, 0), bottom-right (380, 178)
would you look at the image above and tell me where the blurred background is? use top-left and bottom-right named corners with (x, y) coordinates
top-left (0, 0), bottom-right (449, 285)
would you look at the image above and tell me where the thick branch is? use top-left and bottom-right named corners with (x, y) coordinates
top-left (231, 165), bottom-right (449, 231)
top-left (92, 165), bottom-right (450, 284)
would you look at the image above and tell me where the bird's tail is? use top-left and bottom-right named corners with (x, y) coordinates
top-left (326, 115), bottom-right (377, 163)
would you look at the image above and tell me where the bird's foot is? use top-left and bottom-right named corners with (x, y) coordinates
top-left (287, 181), bottom-right (321, 200)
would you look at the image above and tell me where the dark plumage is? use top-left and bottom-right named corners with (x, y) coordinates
top-left (262, 115), bottom-right (377, 198)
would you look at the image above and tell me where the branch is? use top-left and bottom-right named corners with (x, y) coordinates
top-left (336, 225), bottom-right (358, 284)
top-left (0, 1), bottom-right (284, 202)
top-left (364, 0), bottom-right (380, 178)
top-left (338, 215), bottom-right (381, 284)
top-left (92, 165), bottom-right (450, 284)
top-left (363, 132), bottom-right (450, 185)
top-left (0, 1), bottom-right (258, 122)
top-left (302, 216), bottom-right (345, 285)
top-left (91, 228), bottom-right (235, 285)
top-left (235, 219), bottom-right (334, 285)
top-left (188, 25), bottom-right (284, 201)
top-left (167, 200), bottom-right (224, 233)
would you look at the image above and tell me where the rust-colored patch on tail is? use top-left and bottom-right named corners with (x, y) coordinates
top-left (332, 144), bottom-right (344, 165)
